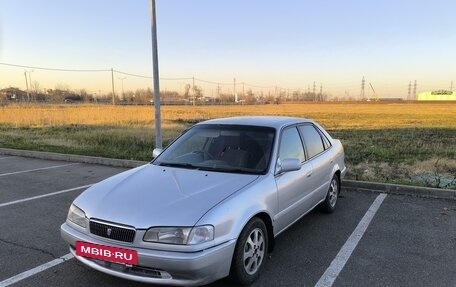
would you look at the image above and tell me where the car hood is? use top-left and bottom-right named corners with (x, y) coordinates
top-left (73, 164), bottom-right (259, 229)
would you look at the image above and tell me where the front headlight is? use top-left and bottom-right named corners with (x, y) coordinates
top-left (67, 204), bottom-right (87, 228)
top-left (188, 225), bottom-right (214, 244)
top-left (143, 225), bottom-right (214, 245)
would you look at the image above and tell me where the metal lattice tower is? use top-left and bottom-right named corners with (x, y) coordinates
top-left (319, 84), bottom-right (323, 101)
top-left (413, 80), bottom-right (417, 99)
top-left (313, 81), bottom-right (316, 101)
top-left (408, 81), bottom-right (411, 100)
top-left (360, 76), bottom-right (365, 100)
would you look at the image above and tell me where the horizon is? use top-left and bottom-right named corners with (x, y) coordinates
top-left (1, 0), bottom-right (455, 98)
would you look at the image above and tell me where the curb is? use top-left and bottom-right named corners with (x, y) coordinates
top-left (342, 179), bottom-right (455, 201)
top-left (0, 148), bottom-right (147, 168)
top-left (1, 148), bottom-right (455, 200)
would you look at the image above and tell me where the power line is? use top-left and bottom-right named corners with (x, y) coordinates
top-left (0, 62), bottom-right (110, 72)
top-left (244, 83), bottom-right (275, 89)
top-left (194, 77), bottom-right (232, 85)
top-left (114, 69), bottom-right (193, 81)
top-left (3, 61), bottom-right (441, 97)
top-left (114, 70), bottom-right (152, 79)
top-left (0, 62), bottom-right (279, 89)
top-left (161, 77), bottom-right (193, 81)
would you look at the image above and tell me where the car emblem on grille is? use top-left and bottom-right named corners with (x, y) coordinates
top-left (107, 228), bottom-right (112, 237)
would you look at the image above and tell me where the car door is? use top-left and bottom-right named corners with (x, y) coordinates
top-left (298, 124), bottom-right (333, 205)
top-left (274, 126), bottom-right (316, 234)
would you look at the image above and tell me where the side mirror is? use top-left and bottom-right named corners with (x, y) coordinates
top-left (276, 158), bottom-right (301, 174)
top-left (152, 148), bottom-right (163, 158)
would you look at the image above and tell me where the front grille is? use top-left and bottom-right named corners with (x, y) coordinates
top-left (89, 219), bottom-right (136, 243)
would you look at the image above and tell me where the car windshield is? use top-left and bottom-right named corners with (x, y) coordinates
top-left (154, 124), bottom-right (275, 174)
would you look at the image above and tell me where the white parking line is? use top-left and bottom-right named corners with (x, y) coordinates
top-left (315, 193), bottom-right (387, 287)
top-left (0, 163), bottom-right (79, 177)
top-left (0, 184), bottom-right (93, 208)
top-left (0, 253), bottom-right (74, 287)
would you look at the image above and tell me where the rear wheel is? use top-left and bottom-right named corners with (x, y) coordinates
top-left (321, 174), bottom-right (340, 213)
top-left (230, 217), bottom-right (268, 285)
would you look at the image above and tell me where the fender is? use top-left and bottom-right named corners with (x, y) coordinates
top-left (195, 176), bottom-right (277, 246)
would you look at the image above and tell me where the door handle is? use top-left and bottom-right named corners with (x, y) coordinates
top-left (306, 171), bottom-right (312, 177)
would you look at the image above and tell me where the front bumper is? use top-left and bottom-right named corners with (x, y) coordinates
top-left (61, 223), bottom-right (236, 286)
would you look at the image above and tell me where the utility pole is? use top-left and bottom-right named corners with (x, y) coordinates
top-left (28, 70), bottom-right (33, 91)
top-left (25, 70), bottom-right (34, 101)
top-left (217, 83), bottom-right (221, 97)
top-left (242, 82), bottom-right (245, 100)
top-left (313, 81), bottom-right (316, 101)
top-left (275, 86), bottom-right (278, 102)
top-left (150, 0), bottom-right (162, 148)
top-left (360, 76), bottom-right (365, 101)
top-left (412, 80), bottom-right (417, 100)
top-left (111, 68), bottom-right (116, 105)
top-left (24, 71), bottom-right (30, 101)
top-left (233, 78), bottom-right (236, 103)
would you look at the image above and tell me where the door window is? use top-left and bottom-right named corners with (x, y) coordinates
top-left (279, 127), bottom-right (305, 162)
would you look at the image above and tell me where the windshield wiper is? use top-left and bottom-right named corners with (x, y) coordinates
top-left (158, 162), bottom-right (199, 169)
top-left (158, 162), bottom-right (259, 174)
top-left (198, 165), bottom-right (258, 174)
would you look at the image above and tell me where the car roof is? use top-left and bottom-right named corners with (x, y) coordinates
top-left (197, 116), bottom-right (312, 130)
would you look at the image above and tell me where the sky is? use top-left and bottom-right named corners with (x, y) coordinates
top-left (1, 0), bottom-right (456, 98)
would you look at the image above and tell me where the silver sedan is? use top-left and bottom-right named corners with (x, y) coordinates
top-left (61, 116), bottom-right (346, 286)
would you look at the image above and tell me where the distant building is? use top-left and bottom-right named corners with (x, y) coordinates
top-left (418, 90), bottom-right (456, 101)
top-left (0, 87), bottom-right (28, 101)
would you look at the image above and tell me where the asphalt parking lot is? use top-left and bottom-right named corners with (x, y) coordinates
top-left (0, 155), bottom-right (455, 287)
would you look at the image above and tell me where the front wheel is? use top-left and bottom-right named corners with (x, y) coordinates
top-left (321, 174), bottom-right (340, 213)
top-left (230, 217), bottom-right (268, 285)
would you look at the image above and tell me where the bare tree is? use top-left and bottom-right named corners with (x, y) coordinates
top-left (192, 85), bottom-right (203, 99)
top-left (78, 89), bottom-right (94, 103)
top-left (183, 84), bottom-right (191, 100)
top-left (55, 83), bottom-right (70, 92)
top-left (31, 81), bottom-right (41, 94)
top-left (244, 89), bottom-right (256, 104)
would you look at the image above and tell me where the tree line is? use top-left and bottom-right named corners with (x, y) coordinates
top-left (1, 84), bottom-right (335, 105)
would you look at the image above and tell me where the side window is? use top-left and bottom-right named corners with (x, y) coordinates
top-left (321, 132), bottom-right (331, 150)
top-left (299, 125), bottom-right (325, 158)
top-left (279, 127), bottom-right (305, 162)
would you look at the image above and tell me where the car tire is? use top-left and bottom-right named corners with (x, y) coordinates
top-left (230, 217), bottom-right (268, 285)
top-left (320, 174), bottom-right (340, 213)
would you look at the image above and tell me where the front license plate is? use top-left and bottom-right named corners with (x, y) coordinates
top-left (76, 241), bottom-right (138, 265)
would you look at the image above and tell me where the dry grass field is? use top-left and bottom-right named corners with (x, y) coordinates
top-left (1, 102), bottom-right (455, 188)
top-left (1, 102), bottom-right (455, 129)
